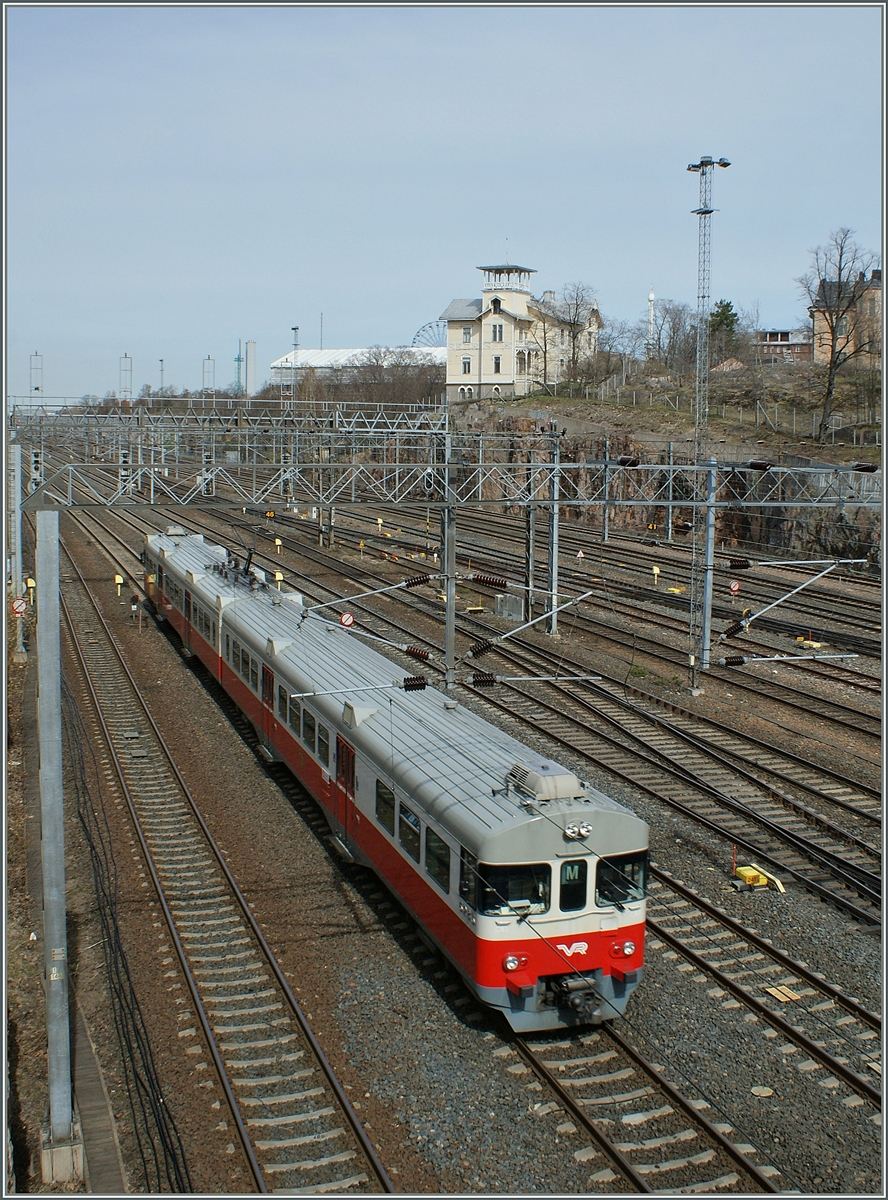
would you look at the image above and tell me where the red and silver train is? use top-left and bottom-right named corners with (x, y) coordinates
top-left (143, 527), bottom-right (649, 1031)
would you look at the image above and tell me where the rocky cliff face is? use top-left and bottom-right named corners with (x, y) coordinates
top-left (448, 402), bottom-right (881, 571)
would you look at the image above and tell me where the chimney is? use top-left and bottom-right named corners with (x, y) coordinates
top-left (870, 268), bottom-right (881, 284)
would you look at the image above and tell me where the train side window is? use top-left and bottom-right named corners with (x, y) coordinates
top-left (302, 709), bottom-right (316, 751)
top-left (459, 847), bottom-right (478, 908)
top-left (225, 634), bottom-right (230, 660)
top-left (288, 698), bottom-right (300, 731)
top-left (375, 780), bottom-right (395, 834)
top-left (560, 860), bottom-right (588, 912)
top-left (425, 829), bottom-right (451, 893)
top-left (232, 639), bottom-right (241, 670)
top-left (399, 803), bottom-right (421, 862)
top-left (250, 658), bottom-right (259, 691)
top-left (278, 685), bottom-right (288, 719)
top-left (212, 620), bottom-right (216, 644)
top-left (317, 724), bottom-right (329, 766)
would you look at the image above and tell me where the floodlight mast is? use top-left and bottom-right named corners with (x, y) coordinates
top-left (686, 155), bottom-right (730, 689)
top-left (687, 155), bottom-right (730, 449)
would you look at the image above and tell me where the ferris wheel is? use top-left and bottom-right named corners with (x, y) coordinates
top-left (412, 320), bottom-right (447, 347)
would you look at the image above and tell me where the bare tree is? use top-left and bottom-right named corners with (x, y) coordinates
top-left (526, 292), bottom-right (560, 389)
top-left (526, 282), bottom-right (601, 390)
top-left (797, 228), bottom-right (881, 439)
top-left (557, 281), bottom-right (600, 381)
top-left (638, 299), bottom-right (696, 373)
top-left (344, 346), bottom-right (443, 407)
top-left (590, 316), bottom-right (645, 386)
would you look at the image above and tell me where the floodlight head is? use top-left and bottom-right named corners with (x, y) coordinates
top-left (718, 158), bottom-right (731, 167)
top-left (687, 163), bottom-right (700, 172)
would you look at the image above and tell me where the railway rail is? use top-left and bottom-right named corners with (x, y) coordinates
top-left (646, 869), bottom-right (881, 1109)
top-left (512, 1028), bottom-right (782, 1193)
top-left (268, 505), bottom-right (882, 733)
top-left (68, 496), bottom-right (881, 763)
top-left (326, 504), bottom-right (882, 659)
top-left (58, 536), bottom-right (393, 1196)
top-left (61, 504), bottom-right (881, 924)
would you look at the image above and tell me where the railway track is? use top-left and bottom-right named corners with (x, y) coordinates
top-left (58, 537), bottom-right (393, 1195)
top-left (646, 869), bottom-right (881, 1109)
top-left (462, 671), bottom-right (881, 925)
top-left (512, 1028), bottom-right (781, 1193)
top-left (273, 508), bottom-right (882, 735)
top-left (50, 505), bottom-right (881, 1192)
top-left (331, 504), bottom-right (882, 659)
top-left (65, 504), bottom-right (881, 924)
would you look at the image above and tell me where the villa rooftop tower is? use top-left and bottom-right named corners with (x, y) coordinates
top-left (477, 264), bottom-right (536, 293)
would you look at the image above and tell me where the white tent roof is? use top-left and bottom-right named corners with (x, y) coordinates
top-left (271, 347), bottom-right (447, 371)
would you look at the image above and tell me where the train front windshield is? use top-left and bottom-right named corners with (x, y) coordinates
top-left (595, 852), bottom-right (648, 908)
top-left (478, 863), bottom-right (551, 916)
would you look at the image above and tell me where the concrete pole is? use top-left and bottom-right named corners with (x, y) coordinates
top-left (546, 429), bottom-right (560, 634)
top-left (700, 457), bottom-right (717, 671)
top-left (10, 443), bottom-right (27, 661)
top-left (666, 442), bottom-right (674, 542)
top-left (36, 510), bottom-right (76, 1169)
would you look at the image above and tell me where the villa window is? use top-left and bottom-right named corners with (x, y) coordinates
top-left (462, 326), bottom-right (472, 343)
top-left (493, 356), bottom-right (501, 374)
top-left (462, 357), bottom-right (472, 374)
top-left (491, 297), bottom-right (502, 313)
top-left (491, 323), bottom-right (503, 342)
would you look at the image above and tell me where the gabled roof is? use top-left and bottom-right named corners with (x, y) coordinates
top-left (439, 298), bottom-right (483, 321)
top-left (814, 274), bottom-right (880, 310)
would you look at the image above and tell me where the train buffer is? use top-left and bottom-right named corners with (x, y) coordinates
top-left (732, 863), bottom-right (786, 894)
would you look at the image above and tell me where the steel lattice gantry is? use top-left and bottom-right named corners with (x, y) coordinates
top-left (18, 449), bottom-right (883, 513)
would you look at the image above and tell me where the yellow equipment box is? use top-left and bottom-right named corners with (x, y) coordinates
top-left (735, 866), bottom-right (766, 887)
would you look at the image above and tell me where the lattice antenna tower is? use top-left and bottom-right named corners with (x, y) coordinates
top-left (647, 288), bottom-right (655, 359)
top-left (686, 155), bottom-right (729, 686)
top-left (291, 326), bottom-right (299, 406)
top-left (234, 339), bottom-right (244, 398)
top-left (30, 352), bottom-right (43, 398)
top-left (119, 354), bottom-right (133, 405)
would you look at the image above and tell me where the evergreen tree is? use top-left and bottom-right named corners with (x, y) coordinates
top-left (709, 299), bottom-right (739, 361)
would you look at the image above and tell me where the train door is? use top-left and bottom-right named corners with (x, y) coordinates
top-left (335, 736), bottom-right (356, 834)
top-left (261, 665), bottom-right (275, 742)
top-left (183, 590), bottom-right (193, 650)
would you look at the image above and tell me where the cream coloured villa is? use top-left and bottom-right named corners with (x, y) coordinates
top-left (440, 265), bottom-right (602, 402)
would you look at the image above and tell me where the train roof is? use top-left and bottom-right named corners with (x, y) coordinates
top-left (147, 530), bottom-right (647, 860)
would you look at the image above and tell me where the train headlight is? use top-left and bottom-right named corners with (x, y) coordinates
top-left (622, 940), bottom-right (636, 957)
top-left (503, 954), bottom-right (528, 972)
top-left (565, 822), bottom-right (592, 840)
top-left (579, 822), bottom-right (593, 838)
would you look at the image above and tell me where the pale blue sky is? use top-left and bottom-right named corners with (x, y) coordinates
top-left (5, 3), bottom-right (883, 399)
